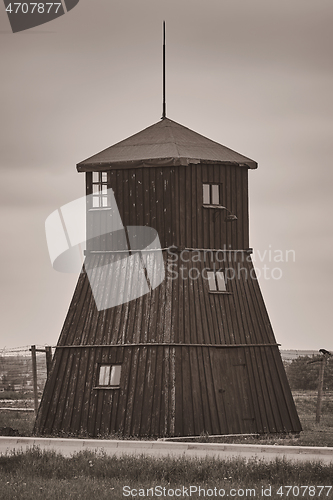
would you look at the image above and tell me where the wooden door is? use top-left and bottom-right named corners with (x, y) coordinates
top-left (212, 348), bottom-right (256, 434)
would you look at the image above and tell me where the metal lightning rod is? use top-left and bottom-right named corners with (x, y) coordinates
top-left (162, 21), bottom-right (166, 119)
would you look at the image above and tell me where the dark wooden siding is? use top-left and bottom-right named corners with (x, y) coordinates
top-left (35, 344), bottom-right (300, 437)
top-left (35, 162), bottom-right (300, 438)
top-left (52, 251), bottom-right (278, 347)
top-left (86, 164), bottom-right (249, 251)
top-left (35, 251), bottom-right (301, 437)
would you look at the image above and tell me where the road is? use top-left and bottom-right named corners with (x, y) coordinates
top-left (0, 437), bottom-right (332, 463)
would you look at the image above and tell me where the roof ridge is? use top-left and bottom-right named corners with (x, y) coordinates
top-left (163, 118), bottom-right (182, 157)
top-left (77, 117), bottom-right (258, 170)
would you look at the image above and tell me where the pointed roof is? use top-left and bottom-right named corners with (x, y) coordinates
top-left (77, 117), bottom-right (257, 171)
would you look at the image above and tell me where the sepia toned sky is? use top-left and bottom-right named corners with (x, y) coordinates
top-left (0, 0), bottom-right (332, 350)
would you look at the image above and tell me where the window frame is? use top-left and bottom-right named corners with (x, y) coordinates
top-left (91, 171), bottom-right (110, 209)
top-left (202, 183), bottom-right (223, 207)
top-left (206, 270), bottom-right (231, 294)
top-left (95, 364), bottom-right (122, 389)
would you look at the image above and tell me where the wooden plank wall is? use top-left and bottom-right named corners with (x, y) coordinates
top-left (35, 342), bottom-right (300, 437)
top-left (175, 344), bottom-right (301, 436)
top-left (35, 251), bottom-right (301, 437)
top-left (35, 342), bottom-right (300, 436)
top-left (86, 164), bottom-right (249, 251)
top-left (34, 163), bottom-right (301, 437)
top-left (46, 251), bottom-right (278, 348)
top-left (35, 345), bottom-right (176, 437)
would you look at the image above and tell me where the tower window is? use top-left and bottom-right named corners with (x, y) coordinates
top-left (207, 270), bottom-right (227, 292)
top-left (203, 184), bottom-right (221, 206)
top-left (92, 172), bottom-right (109, 208)
top-left (98, 364), bottom-right (121, 387)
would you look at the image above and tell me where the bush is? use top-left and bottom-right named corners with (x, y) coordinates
top-left (285, 355), bottom-right (333, 391)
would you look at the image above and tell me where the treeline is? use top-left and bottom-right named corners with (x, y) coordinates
top-left (284, 355), bottom-right (333, 391)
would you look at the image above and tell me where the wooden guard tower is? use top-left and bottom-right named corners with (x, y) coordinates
top-left (35, 117), bottom-right (301, 437)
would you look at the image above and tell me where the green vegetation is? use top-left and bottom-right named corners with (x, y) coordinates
top-left (0, 410), bottom-right (35, 436)
top-left (0, 449), bottom-right (332, 500)
top-left (284, 356), bottom-right (333, 391)
top-left (0, 390), bottom-right (35, 400)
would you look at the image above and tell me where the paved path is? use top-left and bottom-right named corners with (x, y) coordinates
top-left (0, 437), bottom-right (332, 463)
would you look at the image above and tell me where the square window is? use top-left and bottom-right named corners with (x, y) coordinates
top-left (98, 365), bottom-right (121, 387)
top-left (203, 184), bottom-right (221, 206)
top-left (207, 270), bottom-right (227, 292)
top-left (91, 171), bottom-right (110, 208)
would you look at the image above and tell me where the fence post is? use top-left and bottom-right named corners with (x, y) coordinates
top-left (30, 345), bottom-right (39, 417)
top-left (45, 346), bottom-right (52, 377)
top-left (315, 356), bottom-right (326, 424)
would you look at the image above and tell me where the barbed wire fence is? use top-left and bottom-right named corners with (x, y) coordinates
top-left (0, 345), bottom-right (53, 415)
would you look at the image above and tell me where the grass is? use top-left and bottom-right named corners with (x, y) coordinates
top-left (1, 390), bottom-right (333, 445)
top-left (290, 391), bottom-right (333, 447)
top-left (0, 391), bottom-right (35, 400)
top-left (1, 391), bottom-right (333, 499)
top-left (0, 448), bottom-right (332, 500)
top-left (0, 410), bottom-right (35, 436)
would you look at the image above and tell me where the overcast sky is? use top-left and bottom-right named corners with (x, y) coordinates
top-left (0, 0), bottom-right (332, 351)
